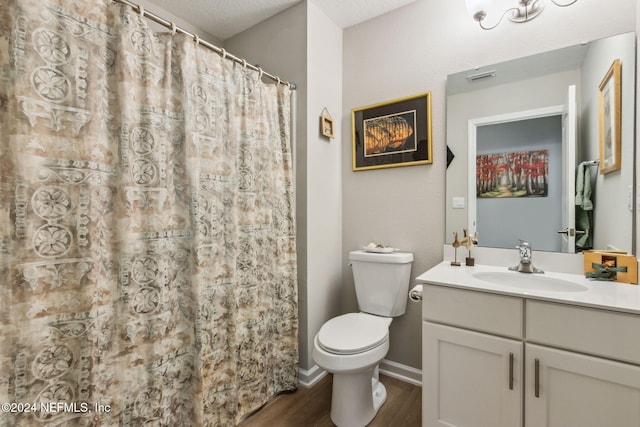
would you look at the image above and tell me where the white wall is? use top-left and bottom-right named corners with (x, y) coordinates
top-left (637, 0), bottom-right (640, 256)
top-left (343, 0), bottom-right (636, 370)
top-left (305, 1), bottom-right (343, 371)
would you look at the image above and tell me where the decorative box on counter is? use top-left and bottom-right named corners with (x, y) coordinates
top-left (583, 250), bottom-right (638, 284)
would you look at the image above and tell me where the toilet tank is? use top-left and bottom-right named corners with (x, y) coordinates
top-left (349, 250), bottom-right (414, 317)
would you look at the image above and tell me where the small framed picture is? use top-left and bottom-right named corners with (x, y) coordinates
top-left (598, 59), bottom-right (621, 174)
top-left (351, 92), bottom-right (432, 171)
top-left (320, 114), bottom-right (334, 138)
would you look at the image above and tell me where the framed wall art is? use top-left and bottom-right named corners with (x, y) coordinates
top-left (320, 107), bottom-right (335, 139)
top-left (351, 92), bottom-right (432, 171)
top-left (476, 150), bottom-right (549, 198)
top-left (598, 58), bottom-right (621, 174)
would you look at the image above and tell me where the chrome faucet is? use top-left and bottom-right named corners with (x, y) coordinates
top-left (509, 240), bottom-right (544, 274)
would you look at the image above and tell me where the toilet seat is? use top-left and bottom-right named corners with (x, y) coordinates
top-left (317, 313), bottom-right (390, 355)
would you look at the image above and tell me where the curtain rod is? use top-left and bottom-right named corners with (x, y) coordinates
top-left (112, 0), bottom-right (296, 90)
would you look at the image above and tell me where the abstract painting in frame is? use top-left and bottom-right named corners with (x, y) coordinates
top-left (351, 92), bottom-right (432, 171)
top-left (598, 58), bottom-right (621, 174)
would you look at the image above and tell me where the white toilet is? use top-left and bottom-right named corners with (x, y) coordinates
top-left (312, 249), bottom-right (414, 427)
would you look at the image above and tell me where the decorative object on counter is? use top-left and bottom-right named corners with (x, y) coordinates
top-left (463, 229), bottom-right (478, 266)
top-left (598, 59), bottom-right (621, 175)
top-left (583, 250), bottom-right (637, 284)
top-left (320, 107), bottom-right (335, 139)
top-left (451, 232), bottom-right (461, 266)
top-left (363, 242), bottom-right (398, 254)
top-left (351, 92), bottom-right (432, 171)
top-left (586, 262), bottom-right (627, 281)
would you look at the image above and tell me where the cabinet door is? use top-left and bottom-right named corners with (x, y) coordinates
top-left (526, 344), bottom-right (640, 427)
top-left (423, 322), bottom-right (523, 427)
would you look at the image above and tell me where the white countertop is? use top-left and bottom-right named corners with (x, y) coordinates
top-left (416, 261), bottom-right (640, 315)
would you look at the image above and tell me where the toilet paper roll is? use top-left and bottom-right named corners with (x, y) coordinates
top-left (409, 284), bottom-right (423, 302)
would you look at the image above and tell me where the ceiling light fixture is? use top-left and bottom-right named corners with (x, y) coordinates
top-left (465, 0), bottom-right (578, 30)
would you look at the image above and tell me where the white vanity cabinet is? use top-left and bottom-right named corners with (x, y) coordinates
top-left (525, 300), bottom-right (640, 427)
top-left (525, 344), bottom-right (640, 426)
top-left (422, 284), bottom-right (524, 427)
top-left (421, 283), bottom-right (640, 427)
top-left (423, 323), bottom-right (523, 427)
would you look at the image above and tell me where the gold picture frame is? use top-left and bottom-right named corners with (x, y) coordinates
top-left (598, 59), bottom-right (622, 174)
top-left (351, 92), bottom-right (432, 171)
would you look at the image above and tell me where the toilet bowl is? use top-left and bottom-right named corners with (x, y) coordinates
top-left (312, 250), bottom-right (413, 427)
top-left (312, 312), bottom-right (392, 427)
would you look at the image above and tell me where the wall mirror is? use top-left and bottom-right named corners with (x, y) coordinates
top-left (446, 32), bottom-right (636, 254)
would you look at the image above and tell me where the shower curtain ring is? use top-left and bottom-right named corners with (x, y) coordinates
top-left (220, 48), bottom-right (227, 59)
top-left (276, 76), bottom-right (281, 86)
top-left (170, 22), bottom-right (177, 36)
top-left (258, 67), bottom-right (264, 79)
top-left (193, 34), bottom-right (200, 46)
top-left (137, 5), bottom-right (144, 17)
top-left (241, 59), bottom-right (247, 70)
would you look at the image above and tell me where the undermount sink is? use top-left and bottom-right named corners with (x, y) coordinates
top-left (472, 271), bottom-right (588, 293)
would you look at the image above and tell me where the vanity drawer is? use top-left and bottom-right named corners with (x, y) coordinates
top-left (422, 284), bottom-right (523, 339)
top-left (526, 300), bottom-right (640, 365)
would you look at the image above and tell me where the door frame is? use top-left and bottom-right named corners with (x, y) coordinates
top-left (467, 105), bottom-right (564, 237)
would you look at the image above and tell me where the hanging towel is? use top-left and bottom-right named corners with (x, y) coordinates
top-left (575, 163), bottom-right (585, 206)
top-left (576, 207), bottom-right (593, 250)
top-left (581, 166), bottom-right (593, 211)
top-left (575, 163), bottom-right (594, 250)
top-left (575, 163), bottom-right (593, 211)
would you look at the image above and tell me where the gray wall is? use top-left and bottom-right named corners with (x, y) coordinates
top-left (476, 116), bottom-right (563, 252)
top-left (580, 32), bottom-right (636, 252)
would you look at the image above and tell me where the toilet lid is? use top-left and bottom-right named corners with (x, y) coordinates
top-left (317, 313), bottom-right (389, 355)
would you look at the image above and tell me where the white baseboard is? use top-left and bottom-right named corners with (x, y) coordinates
top-left (298, 364), bottom-right (328, 388)
top-left (299, 359), bottom-right (422, 388)
top-left (379, 359), bottom-right (422, 387)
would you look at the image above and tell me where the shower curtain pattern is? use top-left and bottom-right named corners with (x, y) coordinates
top-left (0, 0), bottom-right (298, 425)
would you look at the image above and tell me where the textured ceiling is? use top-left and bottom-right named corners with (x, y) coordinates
top-left (145, 0), bottom-right (416, 41)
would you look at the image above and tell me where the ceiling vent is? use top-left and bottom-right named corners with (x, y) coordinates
top-left (466, 70), bottom-right (497, 81)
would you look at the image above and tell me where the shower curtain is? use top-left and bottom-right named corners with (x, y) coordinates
top-left (0, 0), bottom-right (298, 425)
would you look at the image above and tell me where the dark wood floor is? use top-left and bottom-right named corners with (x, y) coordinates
top-left (239, 374), bottom-right (421, 427)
